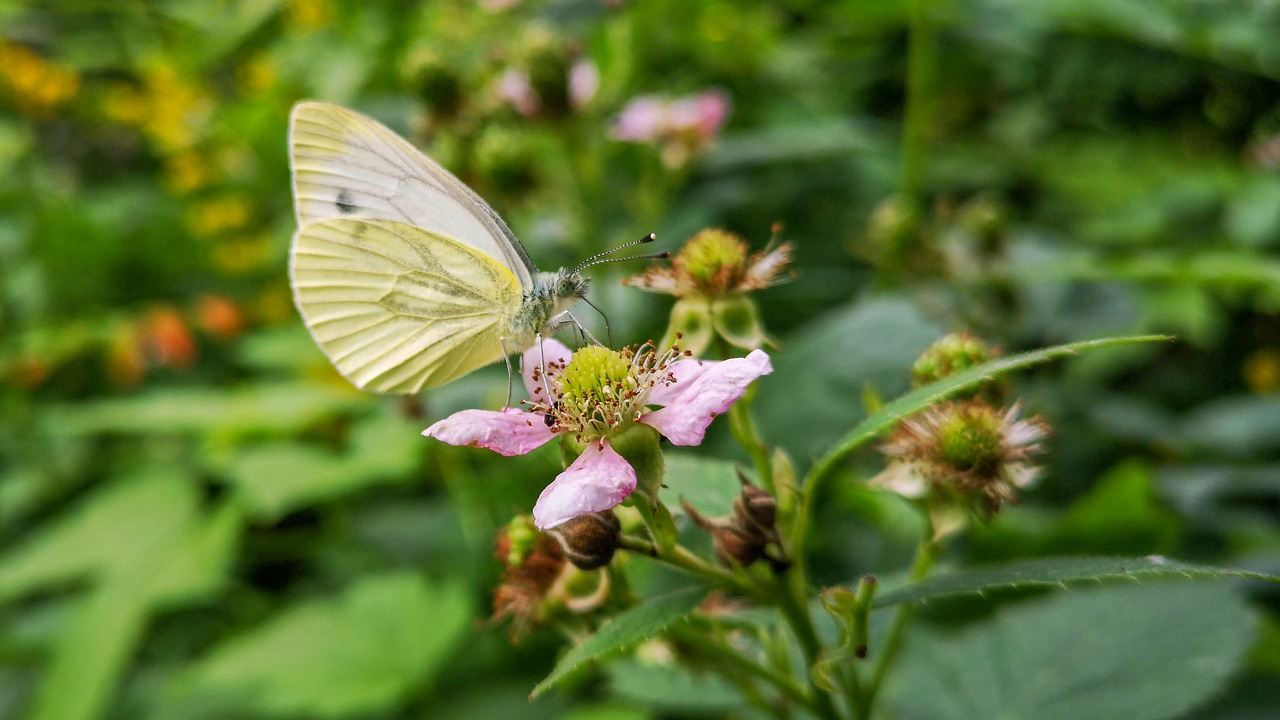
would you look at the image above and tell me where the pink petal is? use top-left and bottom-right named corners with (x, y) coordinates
top-left (533, 440), bottom-right (636, 529)
top-left (646, 357), bottom-right (712, 406)
top-left (423, 408), bottom-right (556, 456)
top-left (521, 338), bottom-right (573, 404)
top-left (611, 96), bottom-right (666, 143)
top-left (641, 349), bottom-right (772, 445)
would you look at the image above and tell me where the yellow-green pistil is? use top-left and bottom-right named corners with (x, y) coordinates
top-left (937, 405), bottom-right (1004, 477)
top-left (678, 229), bottom-right (748, 292)
top-left (532, 344), bottom-right (688, 442)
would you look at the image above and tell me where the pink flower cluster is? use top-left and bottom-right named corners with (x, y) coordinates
top-left (424, 339), bottom-right (771, 529)
top-left (611, 90), bottom-right (731, 167)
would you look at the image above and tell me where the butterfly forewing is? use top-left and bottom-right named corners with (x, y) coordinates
top-left (290, 217), bottom-right (523, 393)
top-left (289, 101), bottom-right (536, 288)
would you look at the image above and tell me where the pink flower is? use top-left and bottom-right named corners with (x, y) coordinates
top-left (424, 340), bottom-right (772, 529)
top-left (569, 60), bottom-right (599, 108)
top-left (611, 90), bottom-right (731, 167)
top-left (497, 69), bottom-right (540, 117)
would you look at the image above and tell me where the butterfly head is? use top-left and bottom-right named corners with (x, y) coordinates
top-left (554, 268), bottom-right (590, 302)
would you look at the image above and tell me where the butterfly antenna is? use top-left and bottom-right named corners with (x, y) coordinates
top-left (573, 233), bottom-right (662, 273)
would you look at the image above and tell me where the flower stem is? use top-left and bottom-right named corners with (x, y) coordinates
top-left (619, 532), bottom-right (760, 599)
top-left (855, 519), bottom-right (938, 720)
top-left (676, 622), bottom-right (816, 715)
top-left (771, 571), bottom-right (843, 720)
top-left (728, 388), bottom-right (775, 494)
top-left (879, 0), bottom-right (938, 284)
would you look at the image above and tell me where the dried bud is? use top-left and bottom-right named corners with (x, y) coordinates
top-left (682, 476), bottom-right (786, 569)
top-left (547, 510), bottom-right (621, 570)
top-left (491, 517), bottom-right (565, 641)
top-left (683, 500), bottom-right (768, 567)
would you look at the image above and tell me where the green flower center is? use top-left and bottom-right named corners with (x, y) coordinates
top-left (938, 406), bottom-right (1003, 476)
top-left (556, 346), bottom-right (634, 406)
top-left (678, 229), bottom-right (748, 289)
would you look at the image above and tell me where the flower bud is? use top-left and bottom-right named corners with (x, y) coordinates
top-left (401, 49), bottom-right (462, 118)
top-left (911, 332), bottom-right (1004, 403)
top-left (734, 477), bottom-right (778, 536)
top-left (682, 500), bottom-right (767, 567)
top-left (682, 476), bottom-right (786, 569)
top-left (491, 516), bottom-right (566, 640)
top-left (473, 125), bottom-right (537, 196)
top-left (547, 510), bottom-right (621, 570)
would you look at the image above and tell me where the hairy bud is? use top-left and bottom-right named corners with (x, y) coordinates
top-left (547, 510), bottom-right (621, 570)
top-left (683, 475), bottom-right (787, 570)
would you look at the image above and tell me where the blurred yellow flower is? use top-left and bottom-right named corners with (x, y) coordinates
top-left (286, 0), bottom-right (334, 31)
top-left (237, 55), bottom-right (278, 98)
top-left (102, 83), bottom-right (148, 125)
top-left (165, 151), bottom-right (211, 194)
top-left (186, 195), bottom-right (254, 237)
top-left (1244, 349), bottom-right (1280, 394)
top-left (0, 42), bottom-right (80, 116)
top-left (255, 286), bottom-right (295, 324)
top-left (211, 235), bottom-right (272, 275)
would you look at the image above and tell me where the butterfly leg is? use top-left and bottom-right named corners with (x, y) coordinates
top-left (500, 336), bottom-right (515, 409)
top-left (562, 310), bottom-right (603, 347)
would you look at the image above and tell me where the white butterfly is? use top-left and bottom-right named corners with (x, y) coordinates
top-left (288, 101), bottom-right (593, 393)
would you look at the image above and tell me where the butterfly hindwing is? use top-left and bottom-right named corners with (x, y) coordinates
top-left (289, 101), bottom-right (536, 288)
top-left (290, 217), bottom-right (523, 393)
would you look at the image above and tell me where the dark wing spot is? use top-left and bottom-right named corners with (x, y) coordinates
top-left (335, 190), bottom-right (358, 215)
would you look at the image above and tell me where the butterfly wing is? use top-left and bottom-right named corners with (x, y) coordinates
top-left (290, 217), bottom-right (523, 393)
top-left (289, 101), bottom-right (537, 288)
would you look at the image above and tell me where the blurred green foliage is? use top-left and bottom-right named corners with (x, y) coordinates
top-left (1, 0), bottom-right (1280, 718)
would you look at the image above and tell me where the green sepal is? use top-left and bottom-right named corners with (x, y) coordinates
top-left (711, 293), bottom-right (769, 351)
top-left (662, 297), bottom-right (713, 355)
top-left (608, 423), bottom-right (665, 508)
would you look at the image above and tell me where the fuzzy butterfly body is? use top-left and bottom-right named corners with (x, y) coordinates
top-left (288, 101), bottom-right (586, 393)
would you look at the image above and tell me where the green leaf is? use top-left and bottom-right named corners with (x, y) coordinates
top-left (882, 582), bottom-right (1257, 720)
top-left (0, 470), bottom-right (197, 602)
top-left (183, 573), bottom-right (471, 717)
top-left (222, 412), bottom-right (423, 520)
top-left (874, 555), bottom-right (1280, 607)
top-left (662, 452), bottom-right (741, 517)
top-left (531, 587), bottom-right (705, 698)
top-left (606, 660), bottom-right (743, 713)
top-left (42, 383), bottom-right (368, 436)
top-left (28, 583), bottom-right (148, 720)
top-left (810, 334), bottom-right (1171, 481)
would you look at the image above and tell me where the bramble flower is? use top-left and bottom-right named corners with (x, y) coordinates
top-left (870, 401), bottom-right (1049, 537)
top-left (611, 90), bottom-right (731, 167)
top-left (624, 228), bottom-right (793, 355)
top-left (424, 339), bottom-right (772, 529)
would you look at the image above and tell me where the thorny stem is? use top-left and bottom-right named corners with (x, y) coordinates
top-left (855, 518), bottom-right (938, 720)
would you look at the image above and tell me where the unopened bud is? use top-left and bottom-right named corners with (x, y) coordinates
top-left (683, 476), bottom-right (786, 570)
top-left (547, 510), bottom-right (621, 570)
top-left (911, 332), bottom-right (1003, 402)
top-left (733, 472), bottom-right (778, 536)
